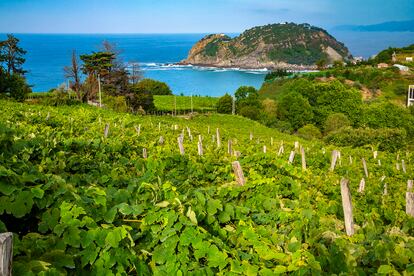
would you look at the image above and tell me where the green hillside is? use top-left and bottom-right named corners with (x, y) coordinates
top-left (1, 99), bottom-right (414, 275)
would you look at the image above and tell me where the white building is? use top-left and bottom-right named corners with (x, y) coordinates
top-left (394, 64), bottom-right (410, 72)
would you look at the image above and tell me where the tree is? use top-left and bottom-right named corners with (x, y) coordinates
top-left (129, 62), bottom-right (143, 85)
top-left (0, 73), bottom-right (31, 101)
top-left (0, 34), bottom-right (27, 76)
top-left (316, 58), bottom-right (327, 70)
top-left (80, 51), bottom-right (115, 101)
top-left (134, 79), bottom-right (172, 95)
top-left (64, 50), bottom-right (82, 100)
top-left (297, 124), bottom-right (322, 140)
top-left (324, 113), bottom-right (350, 134)
top-left (277, 92), bottom-right (313, 130)
top-left (126, 84), bottom-right (155, 113)
top-left (235, 86), bottom-right (257, 101)
top-left (217, 93), bottom-right (233, 114)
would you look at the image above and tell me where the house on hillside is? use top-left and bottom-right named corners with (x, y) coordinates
top-left (406, 57), bottom-right (413, 62)
top-left (377, 63), bottom-right (389, 69)
top-left (407, 85), bottom-right (414, 107)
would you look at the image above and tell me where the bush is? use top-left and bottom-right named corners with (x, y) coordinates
top-left (273, 120), bottom-right (293, 134)
top-left (134, 79), bottom-right (172, 95)
top-left (0, 73), bottom-right (31, 101)
top-left (217, 93), bottom-right (233, 114)
top-left (324, 113), bottom-right (351, 134)
top-left (297, 124), bottom-right (322, 140)
top-left (277, 92), bottom-right (313, 130)
top-left (103, 94), bottom-right (128, 113)
top-left (239, 106), bottom-right (261, 121)
top-left (325, 127), bottom-right (407, 152)
top-left (126, 84), bottom-right (155, 113)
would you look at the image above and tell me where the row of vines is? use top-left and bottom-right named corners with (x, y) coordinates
top-left (1, 100), bottom-right (414, 275)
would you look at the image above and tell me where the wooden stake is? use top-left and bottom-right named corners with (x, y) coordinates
top-left (373, 151), bottom-right (378, 159)
top-left (396, 163), bottom-right (400, 171)
top-left (208, 126), bottom-right (210, 134)
top-left (340, 178), bottom-right (354, 236)
top-left (358, 178), bottom-right (365, 193)
top-left (330, 150), bottom-right (339, 172)
top-left (177, 137), bottom-right (185, 155)
top-left (249, 132), bottom-right (253, 141)
top-left (46, 112), bottom-right (50, 121)
top-left (228, 140), bottom-right (233, 155)
top-left (288, 151), bottom-right (295, 164)
top-left (216, 128), bottom-right (221, 148)
top-left (383, 183), bottom-right (388, 196)
top-left (278, 145), bottom-right (284, 156)
top-left (362, 158), bottom-right (369, 178)
top-left (159, 136), bottom-right (164, 145)
top-left (198, 141), bottom-right (203, 156)
top-left (135, 124), bottom-right (141, 136)
top-left (263, 146), bottom-right (267, 154)
top-left (232, 161), bottom-right (246, 186)
top-left (0, 232), bottom-right (12, 276)
top-left (271, 137), bottom-right (274, 146)
top-left (104, 123), bottom-right (110, 138)
top-left (407, 180), bottom-right (414, 216)
top-left (402, 160), bottom-right (407, 173)
top-left (143, 148), bottom-right (147, 159)
top-left (300, 147), bottom-right (306, 170)
top-left (349, 156), bottom-right (353, 165)
top-left (294, 141), bottom-right (299, 151)
top-left (378, 160), bottom-right (381, 166)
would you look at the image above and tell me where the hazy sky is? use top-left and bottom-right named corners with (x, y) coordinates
top-left (1, 0), bottom-right (413, 33)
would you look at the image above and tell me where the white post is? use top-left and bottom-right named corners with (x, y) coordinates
top-left (191, 93), bottom-right (193, 114)
top-left (232, 161), bottom-right (246, 186)
top-left (232, 96), bottom-right (235, 115)
top-left (0, 232), bottom-right (13, 276)
top-left (340, 179), bottom-right (354, 236)
top-left (98, 74), bottom-right (102, 108)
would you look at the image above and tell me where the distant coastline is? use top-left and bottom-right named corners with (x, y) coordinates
top-left (334, 20), bottom-right (414, 32)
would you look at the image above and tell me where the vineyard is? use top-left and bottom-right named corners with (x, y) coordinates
top-left (1, 99), bottom-right (414, 275)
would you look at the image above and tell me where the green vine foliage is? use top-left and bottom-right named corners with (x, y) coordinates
top-left (1, 99), bottom-right (414, 275)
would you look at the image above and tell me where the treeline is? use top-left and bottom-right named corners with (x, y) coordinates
top-left (217, 78), bottom-right (414, 151)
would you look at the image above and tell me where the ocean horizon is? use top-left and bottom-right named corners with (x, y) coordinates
top-left (2, 31), bottom-right (414, 96)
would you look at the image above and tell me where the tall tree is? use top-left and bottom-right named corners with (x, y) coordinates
top-left (0, 34), bottom-right (27, 75)
top-left (100, 41), bottom-right (131, 96)
top-left (64, 50), bottom-right (82, 100)
top-left (80, 51), bottom-right (114, 101)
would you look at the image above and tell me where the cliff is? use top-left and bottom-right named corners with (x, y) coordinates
top-left (180, 23), bottom-right (352, 69)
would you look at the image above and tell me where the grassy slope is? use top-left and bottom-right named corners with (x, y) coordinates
top-left (153, 95), bottom-right (218, 112)
top-left (26, 93), bottom-right (219, 112)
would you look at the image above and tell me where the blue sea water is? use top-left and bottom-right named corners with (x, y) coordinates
top-left (2, 32), bottom-right (414, 95)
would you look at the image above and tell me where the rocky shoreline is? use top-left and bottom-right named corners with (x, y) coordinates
top-left (176, 61), bottom-right (318, 71)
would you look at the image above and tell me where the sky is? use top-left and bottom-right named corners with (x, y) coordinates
top-left (0, 0), bottom-right (413, 33)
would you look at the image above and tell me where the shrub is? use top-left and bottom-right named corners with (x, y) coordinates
top-left (297, 124), bottom-right (322, 140)
top-left (324, 113), bottom-right (351, 134)
top-left (134, 79), bottom-right (172, 95)
top-left (217, 94), bottom-right (233, 114)
top-left (273, 120), bottom-right (293, 134)
top-left (0, 73), bottom-right (31, 101)
top-left (238, 106), bottom-right (261, 121)
top-left (126, 84), bottom-right (155, 113)
top-left (325, 127), bottom-right (407, 152)
top-left (277, 92), bottom-right (313, 130)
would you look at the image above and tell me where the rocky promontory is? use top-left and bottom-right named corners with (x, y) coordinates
top-left (180, 23), bottom-right (352, 70)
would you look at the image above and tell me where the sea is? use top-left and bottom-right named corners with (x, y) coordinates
top-left (2, 31), bottom-right (414, 96)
